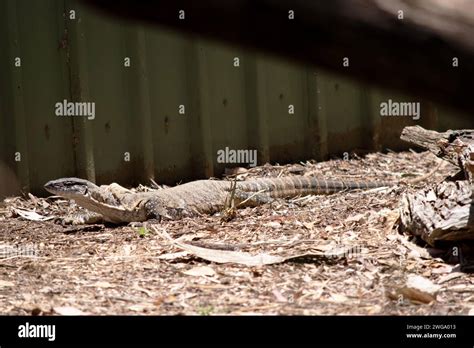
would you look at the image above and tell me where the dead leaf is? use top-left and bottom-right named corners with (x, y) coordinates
top-left (28, 193), bottom-right (39, 205)
top-left (154, 227), bottom-right (285, 266)
top-left (193, 284), bottom-right (230, 290)
top-left (12, 208), bottom-right (54, 221)
top-left (324, 225), bottom-right (334, 233)
top-left (0, 280), bottom-right (15, 288)
top-left (153, 226), bottom-right (329, 266)
top-left (158, 251), bottom-right (189, 260)
top-left (122, 244), bottom-right (134, 256)
top-left (437, 272), bottom-right (464, 284)
top-left (402, 287), bottom-right (436, 304)
top-left (263, 221), bottom-right (282, 229)
top-left (445, 285), bottom-right (474, 292)
top-left (155, 295), bottom-right (177, 306)
top-left (90, 281), bottom-right (114, 288)
top-left (345, 213), bottom-right (366, 223)
top-left (272, 289), bottom-right (287, 303)
top-left (329, 293), bottom-right (349, 303)
top-left (421, 269), bottom-right (432, 277)
top-left (388, 287), bottom-right (436, 304)
top-left (183, 266), bottom-right (216, 277)
top-left (406, 274), bottom-right (441, 296)
top-left (176, 231), bottom-right (209, 242)
top-left (128, 304), bottom-right (149, 312)
top-left (432, 264), bottom-right (453, 274)
top-left (388, 275), bottom-right (440, 304)
top-left (53, 306), bottom-right (88, 315)
top-left (397, 234), bottom-right (431, 259)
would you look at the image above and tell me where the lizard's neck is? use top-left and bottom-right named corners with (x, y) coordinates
top-left (72, 195), bottom-right (147, 223)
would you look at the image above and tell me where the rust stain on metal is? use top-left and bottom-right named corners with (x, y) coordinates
top-left (44, 124), bottom-right (50, 140)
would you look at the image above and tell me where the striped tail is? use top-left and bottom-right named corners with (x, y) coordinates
top-left (236, 176), bottom-right (394, 198)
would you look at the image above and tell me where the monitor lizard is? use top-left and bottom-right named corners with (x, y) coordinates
top-left (44, 176), bottom-right (397, 224)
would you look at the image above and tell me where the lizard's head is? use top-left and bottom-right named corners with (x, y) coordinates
top-left (44, 177), bottom-right (99, 200)
top-left (45, 177), bottom-right (147, 223)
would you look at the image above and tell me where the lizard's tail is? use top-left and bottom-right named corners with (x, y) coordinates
top-left (236, 176), bottom-right (394, 198)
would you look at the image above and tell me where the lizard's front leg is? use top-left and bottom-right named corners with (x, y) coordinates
top-left (58, 211), bottom-right (105, 225)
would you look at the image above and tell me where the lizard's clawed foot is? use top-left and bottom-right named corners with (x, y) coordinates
top-left (54, 212), bottom-right (105, 225)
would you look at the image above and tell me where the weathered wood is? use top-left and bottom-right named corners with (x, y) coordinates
top-left (400, 181), bottom-right (474, 246)
top-left (401, 126), bottom-right (474, 179)
top-left (84, 0), bottom-right (474, 117)
top-left (400, 126), bottom-right (453, 157)
top-left (400, 126), bottom-right (474, 270)
top-left (440, 141), bottom-right (474, 182)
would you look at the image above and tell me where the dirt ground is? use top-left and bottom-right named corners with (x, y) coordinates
top-left (1, 151), bottom-right (473, 315)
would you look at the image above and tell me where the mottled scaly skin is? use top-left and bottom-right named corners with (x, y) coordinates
top-left (146, 177), bottom-right (393, 217)
top-left (45, 176), bottom-right (393, 224)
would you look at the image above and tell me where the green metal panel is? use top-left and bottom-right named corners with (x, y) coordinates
top-left (317, 70), bottom-right (367, 156)
top-left (205, 44), bottom-right (249, 172)
top-left (366, 88), bottom-right (445, 152)
top-left (145, 30), bottom-right (195, 182)
top-left (0, 0), bottom-right (75, 196)
top-left (438, 106), bottom-right (473, 130)
top-left (264, 57), bottom-right (311, 163)
top-left (0, 0), bottom-right (472, 196)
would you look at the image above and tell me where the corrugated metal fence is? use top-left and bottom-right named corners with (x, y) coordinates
top-left (0, 0), bottom-right (470, 197)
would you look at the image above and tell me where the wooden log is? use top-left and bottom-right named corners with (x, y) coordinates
top-left (401, 126), bottom-right (474, 180)
top-left (400, 126), bottom-right (474, 270)
top-left (400, 126), bottom-right (454, 158)
top-left (399, 181), bottom-right (474, 246)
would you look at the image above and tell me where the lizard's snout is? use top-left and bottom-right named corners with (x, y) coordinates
top-left (44, 179), bottom-right (60, 194)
